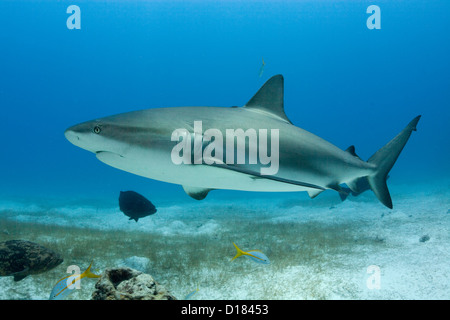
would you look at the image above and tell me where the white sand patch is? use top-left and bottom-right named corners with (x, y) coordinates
top-left (0, 182), bottom-right (449, 299)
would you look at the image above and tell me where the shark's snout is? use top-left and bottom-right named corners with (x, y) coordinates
top-left (64, 123), bottom-right (98, 153)
top-left (64, 127), bottom-right (80, 145)
top-left (64, 121), bottom-right (125, 157)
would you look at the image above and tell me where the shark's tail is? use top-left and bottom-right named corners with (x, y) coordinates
top-left (366, 115), bottom-right (421, 208)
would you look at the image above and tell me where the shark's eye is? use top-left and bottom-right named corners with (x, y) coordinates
top-left (93, 126), bottom-right (101, 134)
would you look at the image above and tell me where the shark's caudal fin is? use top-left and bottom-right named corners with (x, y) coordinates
top-left (367, 115), bottom-right (421, 209)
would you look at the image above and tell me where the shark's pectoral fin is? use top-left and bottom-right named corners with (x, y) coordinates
top-left (182, 186), bottom-right (213, 200)
top-left (212, 163), bottom-right (325, 191)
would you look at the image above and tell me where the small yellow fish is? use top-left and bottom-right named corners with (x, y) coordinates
top-left (259, 57), bottom-right (266, 78)
top-left (184, 286), bottom-right (199, 300)
top-left (49, 262), bottom-right (100, 300)
top-left (231, 242), bottom-right (270, 264)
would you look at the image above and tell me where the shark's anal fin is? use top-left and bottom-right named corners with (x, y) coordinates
top-left (182, 186), bottom-right (212, 200)
top-left (328, 183), bottom-right (350, 197)
top-left (346, 178), bottom-right (361, 193)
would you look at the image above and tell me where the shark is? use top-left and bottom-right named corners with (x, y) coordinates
top-left (65, 75), bottom-right (420, 208)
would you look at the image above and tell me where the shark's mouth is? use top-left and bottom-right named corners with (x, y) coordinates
top-left (96, 151), bottom-right (124, 161)
top-left (95, 151), bottom-right (127, 173)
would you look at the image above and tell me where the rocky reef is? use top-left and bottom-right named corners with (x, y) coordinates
top-left (91, 267), bottom-right (176, 300)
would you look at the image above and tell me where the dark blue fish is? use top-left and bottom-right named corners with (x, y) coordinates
top-left (119, 191), bottom-right (157, 222)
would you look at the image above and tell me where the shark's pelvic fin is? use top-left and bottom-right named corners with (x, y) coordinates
top-left (367, 115), bottom-right (421, 209)
top-left (182, 185), bottom-right (212, 200)
top-left (307, 189), bottom-right (324, 199)
top-left (244, 74), bottom-right (292, 124)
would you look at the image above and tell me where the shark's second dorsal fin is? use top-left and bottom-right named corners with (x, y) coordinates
top-left (345, 145), bottom-right (357, 157)
top-left (243, 74), bottom-right (292, 124)
top-left (345, 145), bottom-right (362, 160)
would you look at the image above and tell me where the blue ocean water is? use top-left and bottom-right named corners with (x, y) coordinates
top-left (0, 0), bottom-right (448, 204)
top-left (0, 0), bottom-right (449, 300)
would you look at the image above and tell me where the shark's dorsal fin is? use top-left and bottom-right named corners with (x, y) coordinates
top-left (243, 74), bottom-right (292, 124)
top-left (345, 145), bottom-right (357, 157)
top-left (345, 145), bottom-right (362, 160)
top-left (182, 186), bottom-right (212, 200)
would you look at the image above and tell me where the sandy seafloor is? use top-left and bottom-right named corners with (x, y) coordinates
top-left (0, 181), bottom-right (448, 300)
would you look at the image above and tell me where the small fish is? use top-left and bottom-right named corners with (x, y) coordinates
top-left (119, 191), bottom-right (157, 222)
top-left (49, 262), bottom-right (100, 300)
top-left (184, 286), bottom-right (199, 300)
top-left (259, 57), bottom-right (265, 78)
top-left (231, 242), bottom-right (270, 265)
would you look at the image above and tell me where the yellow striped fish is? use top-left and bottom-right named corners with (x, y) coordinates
top-left (49, 262), bottom-right (100, 300)
top-left (231, 242), bottom-right (270, 264)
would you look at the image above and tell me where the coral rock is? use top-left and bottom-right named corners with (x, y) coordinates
top-left (91, 267), bottom-right (176, 300)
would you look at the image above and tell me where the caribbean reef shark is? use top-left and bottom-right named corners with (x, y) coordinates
top-left (65, 75), bottom-right (420, 208)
